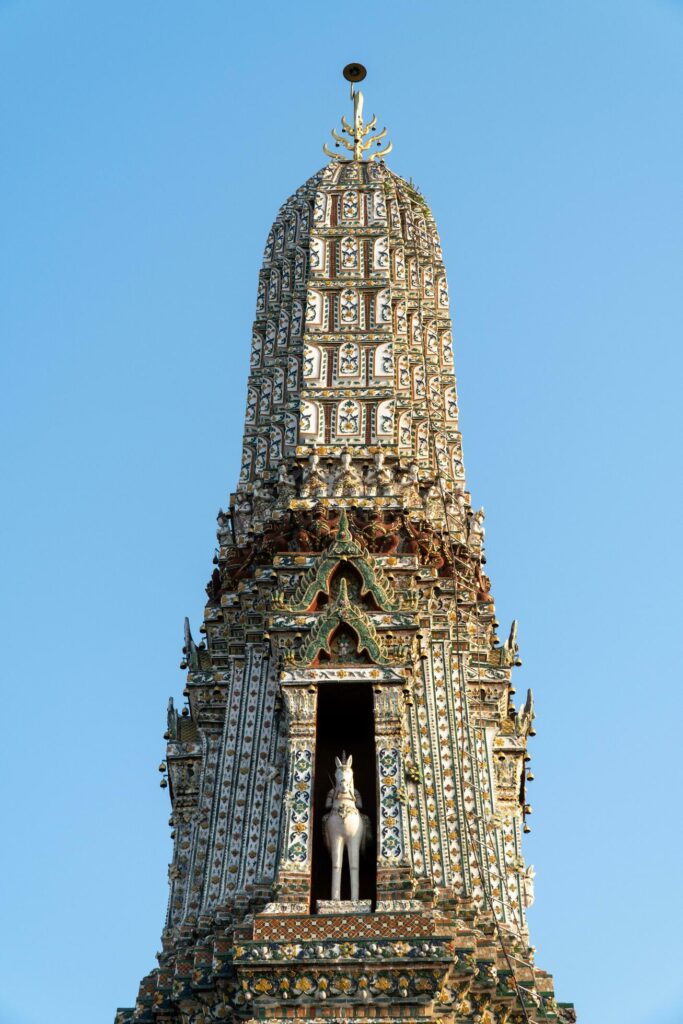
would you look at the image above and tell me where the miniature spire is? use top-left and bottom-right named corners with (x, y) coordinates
top-left (323, 63), bottom-right (393, 162)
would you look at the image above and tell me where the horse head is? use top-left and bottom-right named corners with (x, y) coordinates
top-left (334, 753), bottom-right (354, 797)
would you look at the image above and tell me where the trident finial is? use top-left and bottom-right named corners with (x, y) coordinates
top-left (323, 63), bottom-right (393, 163)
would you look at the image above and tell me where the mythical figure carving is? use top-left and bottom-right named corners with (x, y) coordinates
top-left (300, 453), bottom-right (329, 498)
top-left (276, 463), bottom-right (297, 502)
top-left (424, 481), bottom-right (442, 517)
top-left (332, 451), bottom-right (364, 497)
top-left (310, 507), bottom-right (341, 547)
top-left (361, 510), bottom-right (402, 554)
top-left (445, 484), bottom-right (468, 538)
top-left (252, 478), bottom-right (275, 519)
top-left (365, 452), bottom-right (394, 496)
top-left (468, 506), bottom-right (486, 552)
top-left (398, 462), bottom-right (421, 507)
top-left (475, 565), bottom-right (495, 604)
top-left (322, 754), bottom-right (372, 901)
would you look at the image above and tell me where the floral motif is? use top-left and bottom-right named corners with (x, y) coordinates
top-left (277, 310), bottom-right (289, 347)
top-left (267, 269), bottom-right (280, 307)
top-left (417, 421), bottom-right (429, 458)
top-left (441, 329), bottom-right (454, 365)
top-left (341, 190), bottom-right (359, 220)
top-left (378, 746), bottom-right (404, 860)
top-left (377, 399), bottom-right (395, 437)
top-left (255, 437), bottom-right (267, 473)
top-left (282, 259), bottom-right (291, 294)
top-left (309, 236), bottom-right (324, 271)
top-left (412, 313), bottom-right (423, 347)
top-left (306, 290), bottom-right (323, 326)
top-left (260, 377), bottom-right (272, 414)
top-left (269, 428), bottom-right (282, 462)
top-left (374, 342), bottom-right (393, 378)
top-left (291, 300), bottom-right (304, 336)
top-left (300, 401), bottom-right (320, 438)
top-left (245, 387), bottom-right (257, 424)
top-left (285, 748), bottom-right (313, 864)
top-left (399, 412), bottom-right (411, 449)
top-left (337, 399), bottom-right (361, 434)
top-left (394, 245), bottom-right (405, 280)
top-left (239, 445), bottom-right (252, 483)
top-left (256, 277), bottom-right (266, 313)
top-left (340, 236), bottom-right (358, 270)
top-left (303, 345), bottom-right (320, 380)
top-left (265, 318), bottom-right (277, 349)
top-left (373, 236), bottom-right (389, 270)
top-left (398, 357), bottom-right (410, 390)
top-left (339, 288), bottom-right (359, 325)
top-left (250, 332), bottom-right (263, 368)
top-left (286, 356), bottom-right (298, 392)
top-left (338, 343), bottom-right (359, 377)
top-left (294, 247), bottom-right (306, 286)
top-left (372, 191), bottom-right (387, 220)
top-left (313, 192), bottom-right (327, 224)
top-left (273, 368), bottom-right (285, 404)
top-left (422, 264), bottom-right (435, 297)
top-left (284, 413), bottom-right (297, 447)
top-left (376, 288), bottom-right (391, 324)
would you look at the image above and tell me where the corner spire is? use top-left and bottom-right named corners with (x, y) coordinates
top-left (323, 63), bottom-right (393, 163)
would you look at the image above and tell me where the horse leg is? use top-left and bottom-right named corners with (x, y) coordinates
top-left (348, 833), bottom-right (360, 901)
top-left (330, 831), bottom-right (344, 901)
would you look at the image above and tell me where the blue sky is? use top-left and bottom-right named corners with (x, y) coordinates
top-left (1, 2), bottom-right (682, 1022)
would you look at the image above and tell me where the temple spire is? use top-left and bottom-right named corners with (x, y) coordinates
top-left (323, 63), bottom-right (392, 162)
top-left (116, 71), bottom-right (574, 1024)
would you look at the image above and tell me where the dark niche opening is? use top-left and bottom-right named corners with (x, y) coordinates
top-left (310, 683), bottom-right (377, 911)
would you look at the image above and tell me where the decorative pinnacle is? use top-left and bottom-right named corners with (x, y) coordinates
top-left (323, 63), bottom-right (393, 163)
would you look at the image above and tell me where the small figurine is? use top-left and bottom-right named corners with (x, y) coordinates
top-left (468, 506), bottom-right (485, 551)
top-left (300, 453), bottom-right (329, 498)
top-left (398, 462), bottom-right (421, 507)
top-left (276, 462), bottom-right (297, 502)
top-left (365, 451), bottom-right (394, 496)
top-left (332, 451), bottom-right (364, 497)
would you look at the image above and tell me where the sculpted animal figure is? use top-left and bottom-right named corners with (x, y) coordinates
top-left (322, 754), bottom-right (372, 901)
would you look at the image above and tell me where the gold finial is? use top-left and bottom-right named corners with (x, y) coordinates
top-left (323, 63), bottom-right (393, 163)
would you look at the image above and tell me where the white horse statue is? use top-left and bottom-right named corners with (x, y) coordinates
top-left (322, 753), bottom-right (372, 901)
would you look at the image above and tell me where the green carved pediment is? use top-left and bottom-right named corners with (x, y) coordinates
top-left (282, 510), bottom-right (401, 613)
top-left (294, 577), bottom-right (391, 666)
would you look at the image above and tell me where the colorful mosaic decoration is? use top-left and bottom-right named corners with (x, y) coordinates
top-left (377, 746), bottom-right (403, 861)
top-left (116, 72), bottom-right (575, 1024)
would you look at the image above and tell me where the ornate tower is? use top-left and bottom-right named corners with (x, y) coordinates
top-left (117, 67), bottom-right (575, 1024)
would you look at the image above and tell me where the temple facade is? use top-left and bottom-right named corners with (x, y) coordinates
top-left (117, 69), bottom-right (575, 1024)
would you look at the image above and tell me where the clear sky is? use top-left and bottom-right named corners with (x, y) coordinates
top-left (1, 2), bottom-right (682, 1022)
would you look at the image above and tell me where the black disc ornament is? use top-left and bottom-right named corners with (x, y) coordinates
top-left (343, 63), bottom-right (367, 84)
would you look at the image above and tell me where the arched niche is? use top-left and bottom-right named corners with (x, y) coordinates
top-left (310, 682), bottom-right (377, 912)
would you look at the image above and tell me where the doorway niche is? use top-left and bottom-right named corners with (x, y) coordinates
top-left (310, 683), bottom-right (377, 912)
